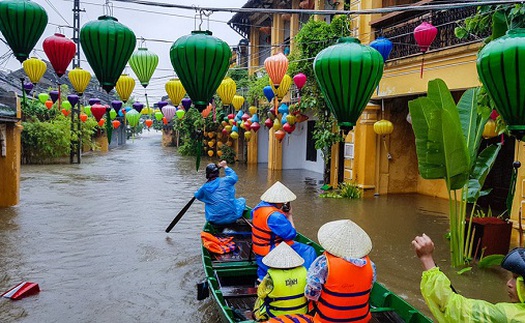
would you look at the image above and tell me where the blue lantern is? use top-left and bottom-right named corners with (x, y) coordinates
top-left (370, 37), bottom-right (393, 63)
top-left (263, 85), bottom-right (274, 103)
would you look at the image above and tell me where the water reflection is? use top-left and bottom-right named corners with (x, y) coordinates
top-left (0, 132), bottom-right (511, 322)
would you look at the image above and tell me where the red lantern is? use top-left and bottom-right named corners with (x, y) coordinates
top-left (414, 22), bottom-right (437, 78)
top-left (61, 109), bottom-right (70, 117)
top-left (264, 52), bottom-right (288, 87)
top-left (251, 122), bottom-right (261, 132)
top-left (79, 113), bottom-right (88, 122)
top-left (91, 103), bottom-right (107, 122)
top-left (98, 119), bottom-right (105, 127)
top-left (145, 119), bottom-right (153, 128)
top-left (42, 33), bottom-right (76, 78)
top-left (241, 113), bottom-right (250, 121)
top-left (162, 117), bottom-right (168, 125)
top-left (112, 120), bottom-right (121, 129)
top-left (45, 100), bottom-right (53, 109)
top-left (283, 123), bottom-right (295, 134)
top-left (275, 129), bottom-right (286, 142)
top-left (490, 110), bottom-right (499, 120)
top-left (264, 118), bottom-right (274, 129)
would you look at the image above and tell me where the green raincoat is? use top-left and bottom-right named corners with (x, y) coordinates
top-left (421, 267), bottom-right (525, 322)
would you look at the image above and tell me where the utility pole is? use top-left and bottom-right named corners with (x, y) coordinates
top-left (72, 0), bottom-right (82, 68)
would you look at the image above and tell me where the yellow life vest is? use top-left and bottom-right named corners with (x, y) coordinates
top-left (264, 266), bottom-right (308, 318)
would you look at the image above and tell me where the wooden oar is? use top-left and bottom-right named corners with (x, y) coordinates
top-left (165, 197), bottom-right (196, 233)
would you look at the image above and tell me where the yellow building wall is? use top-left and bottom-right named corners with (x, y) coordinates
top-left (0, 98), bottom-right (22, 207)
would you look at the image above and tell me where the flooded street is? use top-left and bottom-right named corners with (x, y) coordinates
top-left (0, 132), bottom-right (512, 322)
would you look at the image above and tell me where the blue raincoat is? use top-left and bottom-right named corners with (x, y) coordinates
top-left (194, 167), bottom-right (246, 225)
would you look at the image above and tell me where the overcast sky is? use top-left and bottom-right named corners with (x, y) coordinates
top-left (0, 0), bottom-right (248, 102)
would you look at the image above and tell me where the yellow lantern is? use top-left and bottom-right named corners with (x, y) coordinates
top-left (373, 119), bottom-right (394, 135)
top-left (217, 141), bottom-right (224, 149)
top-left (249, 106), bottom-right (257, 115)
top-left (208, 132), bottom-right (215, 139)
top-left (231, 95), bottom-right (245, 111)
top-left (230, 131), bottom-right (239, 140)
top-left (141, 106), bottom-right (154, 115)
top-left (244, 131), bottom-right (252, 141)
top-left (115, 74), bottom-right (135, 103)
top-left (217, 150), bottom-right (223, 157)
top-left (22, 57), bottom-right (46, 84)
top-left (165, 78), bottom-right (186, 106)
top-left (226, 141), bottom-right (233, 146)
top-left (207, 150), bottom-right (214, 157)
top-left (208, 141), bottom-right (215, 148)
top-left (270, 74), bottom-right (292, 100)
top-left (68, 67), bottom-right (91, 95)
top-left (217, 77), bottom-right (236, 106)
top-left (286, 114), bottom-right (296, 125)
top-left (483, 119), bottom-right (498, 139)
top-left (272, 118), bottom-right (281, 131)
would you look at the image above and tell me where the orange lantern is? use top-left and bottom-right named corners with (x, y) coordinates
top-left (201, 104), bottom-right (213, 118)
top-left (207, 150), bottom-right (214, 157)
top-left (226, 141), bottom-right (233, 147)
top-left (264, 52), bottom-right (288, 87)
top-left (98, 119), bottom-right (105, 127)
top-left (79, 113), bottom-right (88, 122)
top-left (45, 100), bottom-right (53, 109)
top-left (112, 120), bottom-right (121, 129)
top-left (145, 119), bottom-right (153, 128)
top-left (275, 129), bottom-right (286, 142)
top-left (61, 109), bottom-right (70, 117)
top-left (217, 150), bottom-right (223, 157)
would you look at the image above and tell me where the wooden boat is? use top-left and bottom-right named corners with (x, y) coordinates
top-left (199, 210), bottom-right (432, 323)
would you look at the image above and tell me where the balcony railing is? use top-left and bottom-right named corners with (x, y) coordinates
top-left (371, 6), bottom-right (490, 61)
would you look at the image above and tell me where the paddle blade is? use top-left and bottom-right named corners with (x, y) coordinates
top-left (165, 196), bottom-right (196, 233)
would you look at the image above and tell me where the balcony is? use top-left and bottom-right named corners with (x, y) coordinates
top-left (371, 6), bottom-right (490, 61)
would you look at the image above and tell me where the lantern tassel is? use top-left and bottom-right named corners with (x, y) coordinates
top-left (420, 56), bottom-right (425, 78)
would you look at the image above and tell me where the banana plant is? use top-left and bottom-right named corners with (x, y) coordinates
top-left (409, 79), bottom-right (500, 267)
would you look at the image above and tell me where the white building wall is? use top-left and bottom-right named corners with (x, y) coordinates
top-left (257, 125), bottom-right (269, 163)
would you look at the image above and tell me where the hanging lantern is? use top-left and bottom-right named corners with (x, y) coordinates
top-left (181, 97), bottom-right (192, 110)
top-left (275, 129), bottom-right (286, 142)
top-left (263, 85), bottom-right (275, 103)
top-left (413, 21), bottom-right (438, 78)
top-left (293, 73), bottom-right (307, 90)
top-left (230, 131), bottom-right (239, 140)
top-left (264, 52), bottom-right (288, 87)
top-left (91, 103), bottom-right (107, 122)
top-left (89, 98), bottom-right (100, 106)
top-left (162, 105), bottom-right (176, 122)
top-left (373, 119), bottom-right (394, 135)
top-left (133, 102), bottom-right (144, 114)
top-left (170, 30), bottom-right (232, 112)
top-left (67, 94), bottom-right (79, 107)
top-left (111, 100), bottom-right (123, 111)
top-left (0, 0), bottom-right (48, 63)
top-left (244, 131), bottom-right (252, 141)
top-left (283, 123), bottom-right (295, 134)
top-left (482, 119), bottom-right (498, 139)
top-left (369, 37), bottom-right (393, 63)
top-left (157, 100), bottom-right (168, 111)
top-left (477, 29), bottom-right (525, 138)
top-left (231, 95), bottom-right (245, 111)
top-left (23, 82), bottom-right (33, 95)
top-left (249, 106), bottom-right (257, 115)
top-left (80, 113), bottom-right (88, 122)
top-left (270, 74), bottom-right (292, 100)
top-left (68, 67), bottom-right (91, 95)
top-left (43, 33), bottom-right (76, 78)
top-left (49, 90), bottom-right (59, 103)
top-left (45, 100), bottom-right (53, 109)
top-left (80, 15), bottom-right (136, 93)
top-left (165, 79), bottom-right (186, 106)
top-left (112, 120), bottom-right (121, 129)
top-left (313, 37), bottom-right (384, 132)
top-left (145, 119), bottom-right (153, 128)
top-left (217, 77), bottom-right (237, 106)
top-left (176, 109), bottom-right (185, 120)
top-left (129, 47), bottom-right (158, 88)
top-left (126, 109), bottom-right (141, 127)
top-left (286, 114), bottom-right (296, 125)
top-left (115, 74), bottom-right (135, 103)
top-left (201, 104), bottom-right (213, 118)
top-left (251, 122), bottom-right (261, 132)
top-left (22, 57), bottom-right (46, 84)
top-left (109, 108), bottom-right (117, 120)
top-left (154, 111), bottom-right (163, 121)
top-left (98, 119), bottom-right (105, 127)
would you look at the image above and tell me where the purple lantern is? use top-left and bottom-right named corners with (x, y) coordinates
top-left (133, 101), bottom-right (144, 113)
top-left (181, 97), bottom-right (192, 110)
top-left (157, 100), bottom-right (168, 109)
top-left (370, 37), bottom-right (393, 63)
top-left (49, 90), bottom-right (59, 103)
top-left (23, 82), bottom-right (34, 95)
top-left (89, 98), bottom-right (101, 106)
top-left (67, 94), bottom-right (79, 106)
top-left (111, 100), bottom-right (123, 111)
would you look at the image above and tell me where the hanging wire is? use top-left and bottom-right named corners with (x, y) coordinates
top-left (103, 0), bottom-right (114, 16)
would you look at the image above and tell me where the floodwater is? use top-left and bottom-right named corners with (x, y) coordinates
top-left (0, 132), bottom-right (513, 322)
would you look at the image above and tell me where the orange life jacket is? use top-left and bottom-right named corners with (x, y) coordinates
top-left (314, 252), bottom-right (373, 323)
top-left (201, 231), bottom-right (236, 254)
top-left (265, 314), bottom-right (314, 323)
top-left (252, 205), bottom-right (293, 256)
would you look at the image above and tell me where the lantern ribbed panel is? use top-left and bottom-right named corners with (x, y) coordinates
top-left (217, 77), bottom-right (237, 105)
top-left (264, 52), bottom-right (288, 87)
top-left (80, 15), bottom-right (136, 93)
top-left (414, 22), bottom-right (438, 53)
top-left (270, 74), bottom-right (292, 100)
top-left (165, 79), bottom-right (186, 106)
top-left (129, 47), bottom-right (159, 88)
top-left (22, 57), bottom-right (46, 84)
top-left (115, 74), bottom-right (135, 103)
top-left (231, 95), bottom-right (245, 111)
top-left (170, 30), bottom-right (231, 111)
top-left (43, 33), bottom-right (76, 77)
top-left (162, 105), bottom-right (177, 122)
top-left (314, 37), bottom-right (384, 130)
top-left (477, 29), bottom-right (525, 134)
top-left (68, 67), bottom-right (91, 95)
top-left (126, 109), bottom-right (141, 127)
top-left (0, 0), bottom-right (48, 63)
top-left (373, 119), bottom-right (394, 135)
top-left (370, 37), bottom-right (393, 62)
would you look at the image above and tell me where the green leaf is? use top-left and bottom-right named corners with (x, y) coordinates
top-left (478, 254), bottom-right (505, 268)
top-left (491, 10), bottom-right (508, 40)
top-left (441, 108), bottom-right (469, 189)
top-left (471, 144), bottom-right (501, 188)
top-left (456, 267), bottom-right (472, 275)
top-left (454, 27), bottom-right (468, 39)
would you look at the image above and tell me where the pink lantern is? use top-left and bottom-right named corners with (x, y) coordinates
top-left (414, 21), bottom-right (438, 78)
top-left (293, 73), bottom-right (307, 90)
top-left (251, 122), bottom-right (261, 132)
top-left (162, 105), bottom-right (177, 122)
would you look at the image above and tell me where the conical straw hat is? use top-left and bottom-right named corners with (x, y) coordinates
top-left (318, 219), bottom-right (372, 259)
top-left (262, 242), bottom-right (304, 269)
top-left (260, 181), bottom-right (297, 203)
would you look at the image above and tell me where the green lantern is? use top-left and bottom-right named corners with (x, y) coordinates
top-left (80, 15), bottom-right (136, 93)
top-left (0, 0), bottom-right (48, 63)
top-left (109, 108), bottom-right (117, 120)
top-left (129, 47), bottom-right (158, 88)
top-left (313, 37), bottom-right (384, 131)
top-left (477, 29), bottom-right (525, 138)
top-left (170, 30), bottom-right (231, 112)
top-left (126, 109), bottom-right (141, 127)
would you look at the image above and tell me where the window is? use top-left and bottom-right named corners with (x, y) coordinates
top-left (344, 143), bottom-right (354, 159)
top-left (306, 120), bottom-right (317, 161)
